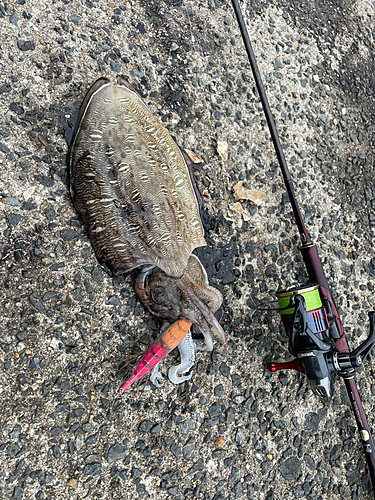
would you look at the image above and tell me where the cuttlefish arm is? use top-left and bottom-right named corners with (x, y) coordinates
top-left (168, 329), bottom-right (196, 384)
top-left (134, 255), bottom-right (225, 387)
top-left (135, 256), bottom-right (225, 346)
top-left (152, 326), bottom-right (214, 386)
top-left (115, 318), bottom-right (192, 396)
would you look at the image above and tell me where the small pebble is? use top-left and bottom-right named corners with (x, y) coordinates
top-left (279, 456), bottom-right (301, 480)
top-left (107, 443), bottom-right (126, 463)
top-left (67, 478), bottom-right (78, 488)
top-left (17, 40), bottom-right (35, 51)
top-left (214, 436), bottom-right (224, 448)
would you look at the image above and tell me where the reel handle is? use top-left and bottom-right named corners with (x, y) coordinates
top-left (267, 359), bottom-right (301, 373)
top-left (351, 311), bottom-right (375, 364)
top-left (332, 311), bottom-right (375, 375)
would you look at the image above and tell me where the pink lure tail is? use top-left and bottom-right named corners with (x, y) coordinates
top-left (115, 318), bottom-right (192, 397)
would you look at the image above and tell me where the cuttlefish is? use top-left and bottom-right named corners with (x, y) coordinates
top-left (67, 76), bottom-right (226, 395)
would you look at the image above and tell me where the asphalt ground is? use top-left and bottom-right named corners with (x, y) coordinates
top-left (1, 0), bottom-right (375, 499)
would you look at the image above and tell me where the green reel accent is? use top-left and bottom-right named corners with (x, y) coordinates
top-left (276, 284), bottom-right (321, 315)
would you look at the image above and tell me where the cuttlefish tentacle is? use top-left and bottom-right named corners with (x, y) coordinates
top-left (168, 329), bottom-right (195, 384)
top-left (115, 318), bottom-right (192, 397)
top-left (149, 323), bottom-right (196, 386)
top-left (149, 362), bottom-right (164, 388)
top-left (177, 279), bottom-right (224, 347)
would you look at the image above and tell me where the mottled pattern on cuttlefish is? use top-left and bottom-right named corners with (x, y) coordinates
top-left (67, 76), bottom-right (226, 393)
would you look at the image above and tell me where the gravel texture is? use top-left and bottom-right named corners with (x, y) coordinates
top-left (1, 0), bottom-right (375, 499)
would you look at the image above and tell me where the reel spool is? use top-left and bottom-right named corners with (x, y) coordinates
top-left (276, 284), bottom-right (328, 338)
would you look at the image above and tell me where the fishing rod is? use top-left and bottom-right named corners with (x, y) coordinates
top-left (231, 0), bottom-right (375, 492)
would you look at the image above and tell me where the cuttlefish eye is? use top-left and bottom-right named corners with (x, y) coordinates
top-left (150, 286), bottom-right (166, 305)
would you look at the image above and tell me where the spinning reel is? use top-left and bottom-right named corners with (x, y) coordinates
top-left (267, 284), bottom-right (375, 402)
